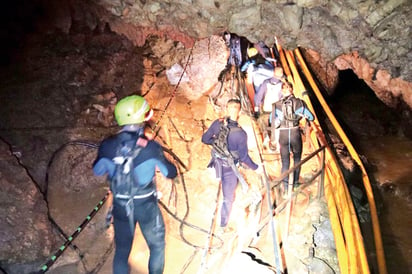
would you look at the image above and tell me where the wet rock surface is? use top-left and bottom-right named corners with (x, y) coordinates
top-left (31, 0), bottom-right (412, 107)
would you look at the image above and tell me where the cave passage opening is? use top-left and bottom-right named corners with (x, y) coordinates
top-left (328, 68), bottom-right (412, 273)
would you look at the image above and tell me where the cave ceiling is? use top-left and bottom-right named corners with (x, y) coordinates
top-left (4, 0), bottom-right (412, 109)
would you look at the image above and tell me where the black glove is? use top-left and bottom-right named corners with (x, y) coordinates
top-left (254, 111), bottom-right (260, 119)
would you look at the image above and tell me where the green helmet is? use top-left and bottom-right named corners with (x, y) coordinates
top-left (114, 95), bottom-right (152, 126)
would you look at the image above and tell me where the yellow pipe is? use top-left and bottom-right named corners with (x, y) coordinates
top-left (290, 49), bottom-right (370, 273)
top-left (294, 48), bottom-right (387, 274)
top-left (275, 44), bottom-right (381, 273)
top-left (316, 132), bottom-right (355, 273)
top-left (324, 170), bottom-right (349, 273)
top-left (285, 49), bottom-right (370, 273)
top-left (324, 149), bottom-right (364, 273)
top-left (275, 43), bottom-right (293, 84)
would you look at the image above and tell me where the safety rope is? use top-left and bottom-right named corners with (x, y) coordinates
top-left (38, 192), bottom-right (110, 273)
top-left (198, 180), bottom-right (222, 274)
top-left (37, 139), bottom-right (215, 273)
top-left (36, 59), bottom-right (228, 272)
top-left (248, 115), bottom-right (284, 273)
top-left (152, 47), bottom-right (194, 137)
top-left (36, 42), bottom-right (273, 273)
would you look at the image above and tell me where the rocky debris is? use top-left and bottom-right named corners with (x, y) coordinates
top-left (300, 48), bottom-right (339, 95)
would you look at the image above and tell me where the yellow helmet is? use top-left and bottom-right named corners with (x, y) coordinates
top-left (114, 95), bottom-right (153, 126)
top-left (247, 47), bottom-right (258, 57)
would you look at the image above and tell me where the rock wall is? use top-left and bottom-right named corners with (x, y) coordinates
top-left (20, 0), bottom-right (412, 110)
top-left (0, 139), bottom-right (55, 273)
top-left (83, 0), bottom-right (412, 108)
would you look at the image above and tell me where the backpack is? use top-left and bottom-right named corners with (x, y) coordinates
top-left (212, 119), bottom-right (241, 160)
top-left (282, 96), bottom-right (301, 127)
top-left (110, 132), bottom-right (147, 234)
top-left (211, 118), bottom-right (250, 192)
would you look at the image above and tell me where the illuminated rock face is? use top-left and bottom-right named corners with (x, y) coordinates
top-left (29, 0), bottom-right (411, 126)
top-left (83, 0), bottom-right (412, 107)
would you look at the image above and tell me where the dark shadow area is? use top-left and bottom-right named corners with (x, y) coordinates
top-left (0, 1), bottom-right (45, 66)
top-left (327, 69), bottom-right (410, 273)
top-left (0, 1), bottom-right (147, 272)
top-left (0, 0), bottom-right (147, 188)
top-left (327, 70), bottom-right (402, 147)
top-left (296, 60), bottom-right (411, 273)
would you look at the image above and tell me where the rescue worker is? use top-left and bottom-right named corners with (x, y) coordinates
top-left (223, 31), bottom-right (251, 68)
top-left (93, 95), bottom-right (177, 274)
top-left (218, 32), bottom-right (251, 82)
top-left (241, 47), bottom-right (275, 108)
top-left (270, 82), bottom-right (314, 195)
top-left (202, 98), bottom-right (262, 232)
top-left (254, 67), bottom-right (286, 151)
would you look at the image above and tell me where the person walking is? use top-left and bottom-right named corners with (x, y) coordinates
top-left (241, 47), bottom-right (275, 104)
top-left (254, 67), bottom-right (286, 151)
top-left (93, 95), bottom-right (177, 274)
top-left (202, 98), bottom-right (261, 232)
top-left (270, 82), bottom-right (314, 195)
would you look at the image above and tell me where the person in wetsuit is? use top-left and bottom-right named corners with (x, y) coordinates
top-left (202, 98), bottom-right (262, 231)
top-left (93, 95), bottom-right (177, 274)
top-left (241, 47), bottom-right (276, 110)
top-left (270, 82), bottom-right (314, 195)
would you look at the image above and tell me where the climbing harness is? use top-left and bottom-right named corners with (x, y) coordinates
top-left (211, 118), bottom-right (249, 192)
